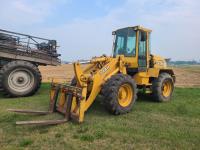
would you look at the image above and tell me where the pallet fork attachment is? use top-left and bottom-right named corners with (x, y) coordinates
top-left (8, 82), bottom-right (85, 125)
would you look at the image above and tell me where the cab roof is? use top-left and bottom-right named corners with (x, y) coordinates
top-left (113, 25), bottom-right (152, 34)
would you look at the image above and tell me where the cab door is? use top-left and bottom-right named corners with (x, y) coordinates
top-left (138, 31), bottom-right (147, 71)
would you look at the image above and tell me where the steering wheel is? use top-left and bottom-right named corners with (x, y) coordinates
top-left (126, 48), bottom-right (132, 54)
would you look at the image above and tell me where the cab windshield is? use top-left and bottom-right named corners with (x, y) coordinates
top-left (113, 28), bottom-right (136, 57)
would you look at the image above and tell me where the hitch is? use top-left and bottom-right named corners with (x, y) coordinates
top-left (8, 82), bottom-right (85, 125)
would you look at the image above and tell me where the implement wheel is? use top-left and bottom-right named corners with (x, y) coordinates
top-left (101, 74), bottom-right (137, 115)
top-left (1, 61), bottom-right (41, 97)
top-left (152, 73), bottom-right (174, 102)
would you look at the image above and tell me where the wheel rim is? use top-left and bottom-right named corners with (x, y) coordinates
top-left (8, 68), bottom-right (34, 93)
top-left (162, 80), bottom-right (172, 97)
top-left (118, 84), bottom-right (133, 107)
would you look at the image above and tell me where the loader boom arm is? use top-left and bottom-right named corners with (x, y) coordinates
top-left (71, 55), bottom-right (126, 122)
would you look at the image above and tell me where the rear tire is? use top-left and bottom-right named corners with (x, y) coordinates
top-left (152, 73), bottom-right (174, 102)
top-left (101, 74), bottom-right (137, 115)
top-left (1, 61), bottom-right (41, 97)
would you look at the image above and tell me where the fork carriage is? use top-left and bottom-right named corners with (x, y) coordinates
top-left (8, 82), bottom-right (84, 125)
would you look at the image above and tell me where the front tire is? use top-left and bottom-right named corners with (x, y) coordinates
top-left (1, 61), bottom-right (41, 97)
top-left (101, 74), bottom-right (137, 115)
top-left (152, 73), bottom-right (174, 102)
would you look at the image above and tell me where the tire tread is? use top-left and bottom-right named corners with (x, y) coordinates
top-left (101, 74), bottom-right (137, 115)
top-left (152, 73), bottom-right (174, 102)
top-left (1, 60), bottom-right (42, 97)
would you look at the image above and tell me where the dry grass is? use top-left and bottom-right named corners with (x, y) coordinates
top-left (173, 65), bottom-right (200, 87)
top-left (39, 64), bottom-right (74, 83)
top-left (39, 64), bottom-right (200, 87)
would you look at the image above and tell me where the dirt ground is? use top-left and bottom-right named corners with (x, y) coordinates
top-left (173, 66), bottom-right (200, 87)
top-left (39, 64), bottom-right (200, 87)
top-left (39, 64), bottom-right (74, 83)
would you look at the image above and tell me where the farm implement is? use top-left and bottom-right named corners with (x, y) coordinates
top-left (0, 29), bottom-right (60, 97)
top-left (8, 25), bottom-right (175, 125)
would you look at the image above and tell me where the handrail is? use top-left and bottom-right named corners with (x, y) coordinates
top-left (0, 29), bottom-right (52, 41)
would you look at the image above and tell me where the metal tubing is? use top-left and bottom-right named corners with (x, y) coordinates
top-left (7, 109), bottom-right (50, 115)
top-left (16, 119), bottom-right (68, 125)
top-left (0, 29), bottom-right (52, 41)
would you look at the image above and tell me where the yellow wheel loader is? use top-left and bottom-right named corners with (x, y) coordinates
top-left (9, 25), bottom-right (175, 125)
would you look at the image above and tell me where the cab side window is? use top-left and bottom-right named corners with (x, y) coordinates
top-left (138, 31), bottom-right (147, 67)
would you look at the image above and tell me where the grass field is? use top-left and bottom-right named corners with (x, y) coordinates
top-left (0, 84), bottom-right (200, 150)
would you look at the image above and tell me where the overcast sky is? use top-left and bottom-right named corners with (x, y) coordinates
top-left (0, 0), bottom-right (199, 61)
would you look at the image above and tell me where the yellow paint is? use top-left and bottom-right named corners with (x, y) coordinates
top-left (118, 84), bottom-right (133, 107)
top-left (162, 81), bottom-right (172, 97)
top-left (134, 74), bottom-right (150, 85)
top-left (58, 89), bottom-right (66, 108)
top-left (50, 89), bottom-right (55, 100)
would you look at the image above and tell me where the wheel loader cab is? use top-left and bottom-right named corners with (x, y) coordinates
top-left (113, 26), bottom-right (151, 70)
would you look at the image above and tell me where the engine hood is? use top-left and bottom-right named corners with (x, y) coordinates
top-left (151, 54), bottom-right (167, 68)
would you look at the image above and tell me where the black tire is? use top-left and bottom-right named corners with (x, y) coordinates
top-left (1, 61), bottom-right (41, 97)
top-left (101, 74), bottom-right (137, 115)
top-left (152, 73), bottom-right (174, 102)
